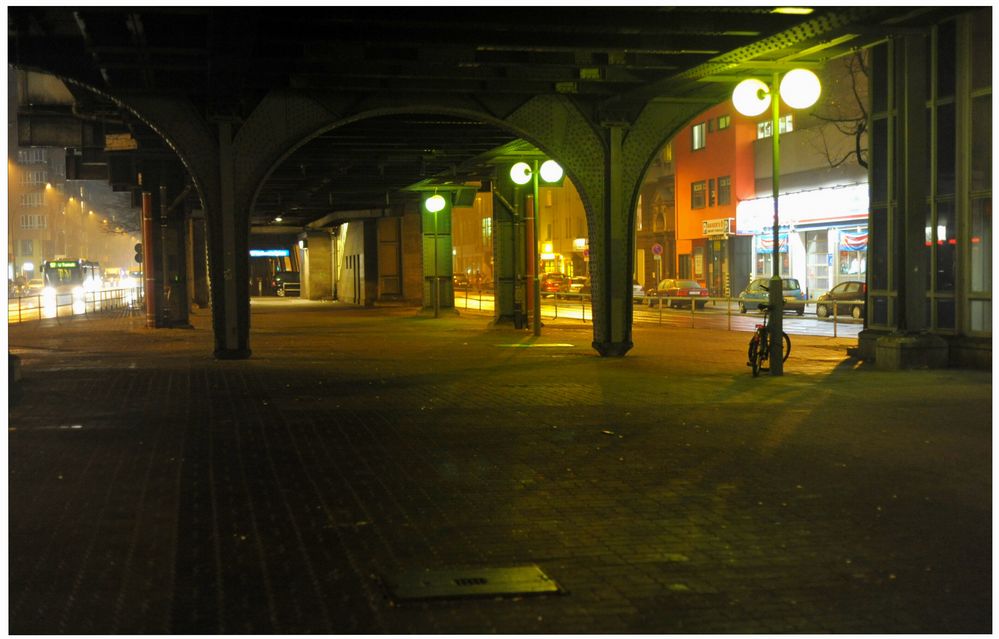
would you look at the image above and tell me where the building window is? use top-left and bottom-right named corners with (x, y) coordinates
top-left (481, 217), bottom-right (492, 247)
top-left (20, 214), bottom-right (47, 229)
top-left (692, 123), bottom-right (707, 150)
top-left (691, 181), bottom-right (706, 209)
top-left (708, 179), bottom-right (716, 207)
top-left (20, 170), bottom-right (47, 185)
top-left (756, 115), bottom-right (794, 139)
top-left (17, 148), bottom-right (47, 164)
top-left (718, 176), bottom-right (732, 205)
top-left (718, 114), bottom-right (731, 130)
top-left (662, 143), bottom-right (672, 163)
top-left (20, 240), bottom-right (33, 256)
top-left (19, 192), bottom-right (44, 207)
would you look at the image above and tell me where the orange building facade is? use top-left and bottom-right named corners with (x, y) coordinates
top-left (671, 101), bottom-right (757, 297)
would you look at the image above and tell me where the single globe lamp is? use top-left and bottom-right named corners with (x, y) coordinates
top-left (510, 161), bottom-right (532, 185)
top-left (732, 78), bottom-right (772, 117)
top-left (779, 68), bottom-right (822, 109)
top-left (424, 193), bottom-right (447, 212)
top-left (539, 159), bottom-right (563, 183)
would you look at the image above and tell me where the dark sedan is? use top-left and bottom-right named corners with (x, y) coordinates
top-left (816, 281), bottom-right (866, 319)
top-left (646, 278), bottom-right (710, 308)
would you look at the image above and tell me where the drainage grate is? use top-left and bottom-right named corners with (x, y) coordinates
top-left (454, 577), bottom-right (488, 586)
top-left (384, 564), bottom-right (562, 602)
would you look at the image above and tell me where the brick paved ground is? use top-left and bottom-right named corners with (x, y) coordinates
top-left (6, 300), bottom-right (992, 634)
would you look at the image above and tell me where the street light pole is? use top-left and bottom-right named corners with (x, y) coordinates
top-left (532, 159), bottom-right (542, 337)
top-left (733, 67), bottom-right (820, 377)
top-left (433, 207), bottom-right (440, 319)
top-left (768, 72), bottom-right (784, 376)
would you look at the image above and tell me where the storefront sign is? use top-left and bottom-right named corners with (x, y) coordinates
top-left (839, 230), bottom-right (868, 251)
top-left (735, 183), bottom-right (868, 233)
top-left (702, 218), bottom-right (732, 236)
top-left (105, 133), bottom-right (138, 151)
top-left (756, 234), bottom-right (789, 252)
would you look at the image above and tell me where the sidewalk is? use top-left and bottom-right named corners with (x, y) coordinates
top-left (7, 300), bottom-right (992, 634)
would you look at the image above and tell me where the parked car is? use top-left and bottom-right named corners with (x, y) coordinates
top-left (645, 278), bottom-right (710, 308)
top-left (738, 277), bottom-right (806, 315)
top-left (539, 272), bottom-right (569, 297)
top-left (816, 281), bottom-right (866, 319)
top-left (453, 273), bottom-right (470, 290)
top-left (273, 271), bottom-right (300, 297)
top-left (632, 280), bottom-right (645, 303)
top-left (568, 276), bottom-right (591, 295)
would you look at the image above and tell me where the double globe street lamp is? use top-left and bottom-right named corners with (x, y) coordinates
top-left (732, 68), bottom-right (821, 375)
top-left (510, 159), bottom-right (564, 337)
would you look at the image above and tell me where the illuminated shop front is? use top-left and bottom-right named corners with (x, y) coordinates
top-left (736, 182), bottom-right (868, 298)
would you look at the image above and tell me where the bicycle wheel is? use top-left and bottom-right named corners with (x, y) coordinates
top-left (781, 331), bottom-right (791, 362)
top-left (748, 336), bottom-right (759, 376)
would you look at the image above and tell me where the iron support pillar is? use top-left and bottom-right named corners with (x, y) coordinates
top-left (592, 125), bottom-right (633, 357)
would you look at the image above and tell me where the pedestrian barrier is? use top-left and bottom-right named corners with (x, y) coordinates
top-left (7, 285), bottom-right (145, 325)
top-left (453, 291), bottom-right (864, 338)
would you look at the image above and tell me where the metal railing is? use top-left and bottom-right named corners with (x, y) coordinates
top-left (7, 285), bottom-right (145, 325)
top-left (454, 289), bottom-right (864, 337)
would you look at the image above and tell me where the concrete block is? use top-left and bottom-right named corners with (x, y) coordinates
top-left (9, 352), bottom-right (22, 384)
top-left (875, 334), bottom-right (949, 370)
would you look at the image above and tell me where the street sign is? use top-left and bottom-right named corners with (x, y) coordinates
top-left (651, 243), bottom-right (663, 255)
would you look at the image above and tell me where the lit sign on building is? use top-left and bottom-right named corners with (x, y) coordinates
top-left (702, 218), bottom-right (732, 237)
top-left (249, 249), bottom-right (290, 257)
top-left (736, 183), bottom-right (868, 233)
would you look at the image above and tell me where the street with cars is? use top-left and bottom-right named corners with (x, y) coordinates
top-left (452, 289), bottom-right (863, 338)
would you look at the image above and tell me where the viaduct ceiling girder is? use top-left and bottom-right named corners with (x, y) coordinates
top-left (8, 6), bottom-right (964, 231)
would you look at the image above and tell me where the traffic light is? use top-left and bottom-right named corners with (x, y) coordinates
top-left (134, 242), bottom-right (143, 264)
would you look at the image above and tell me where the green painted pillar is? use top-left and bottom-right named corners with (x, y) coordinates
top-left (593, 125), bottom-right (634, 356)
top-left (421, 194), bottom-right (455, 315)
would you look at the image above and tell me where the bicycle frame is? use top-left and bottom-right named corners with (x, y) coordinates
top-left (747, 303), bottom-right (790, 377)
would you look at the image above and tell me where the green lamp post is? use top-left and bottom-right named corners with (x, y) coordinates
top-left (510, 159), bottom-right (564, 337)
top-left (732, 68), bottom-right (821, 375)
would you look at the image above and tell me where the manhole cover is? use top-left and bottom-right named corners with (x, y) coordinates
top-left (384, 564), bottom-right (562, 602)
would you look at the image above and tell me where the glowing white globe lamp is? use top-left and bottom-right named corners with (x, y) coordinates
top-left (779, 68), bottom-right (821, 109)
top-left (732, 78), bottom-right (772, 117)
top-left (510, 161), bottom-right (532, 185)
top-left (539, 159), bottom-right (563, 183)
top-left (424, 193), bottom-right (447, 212)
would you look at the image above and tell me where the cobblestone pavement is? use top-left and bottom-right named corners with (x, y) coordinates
top-left (7, 300), bottom-right (992, 634)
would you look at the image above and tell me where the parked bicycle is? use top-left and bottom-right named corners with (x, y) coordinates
top-left (747, 303), bottom-right (791, 377)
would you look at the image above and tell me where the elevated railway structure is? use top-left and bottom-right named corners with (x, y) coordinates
top-left (9, 6), bottom-right (982, 366)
